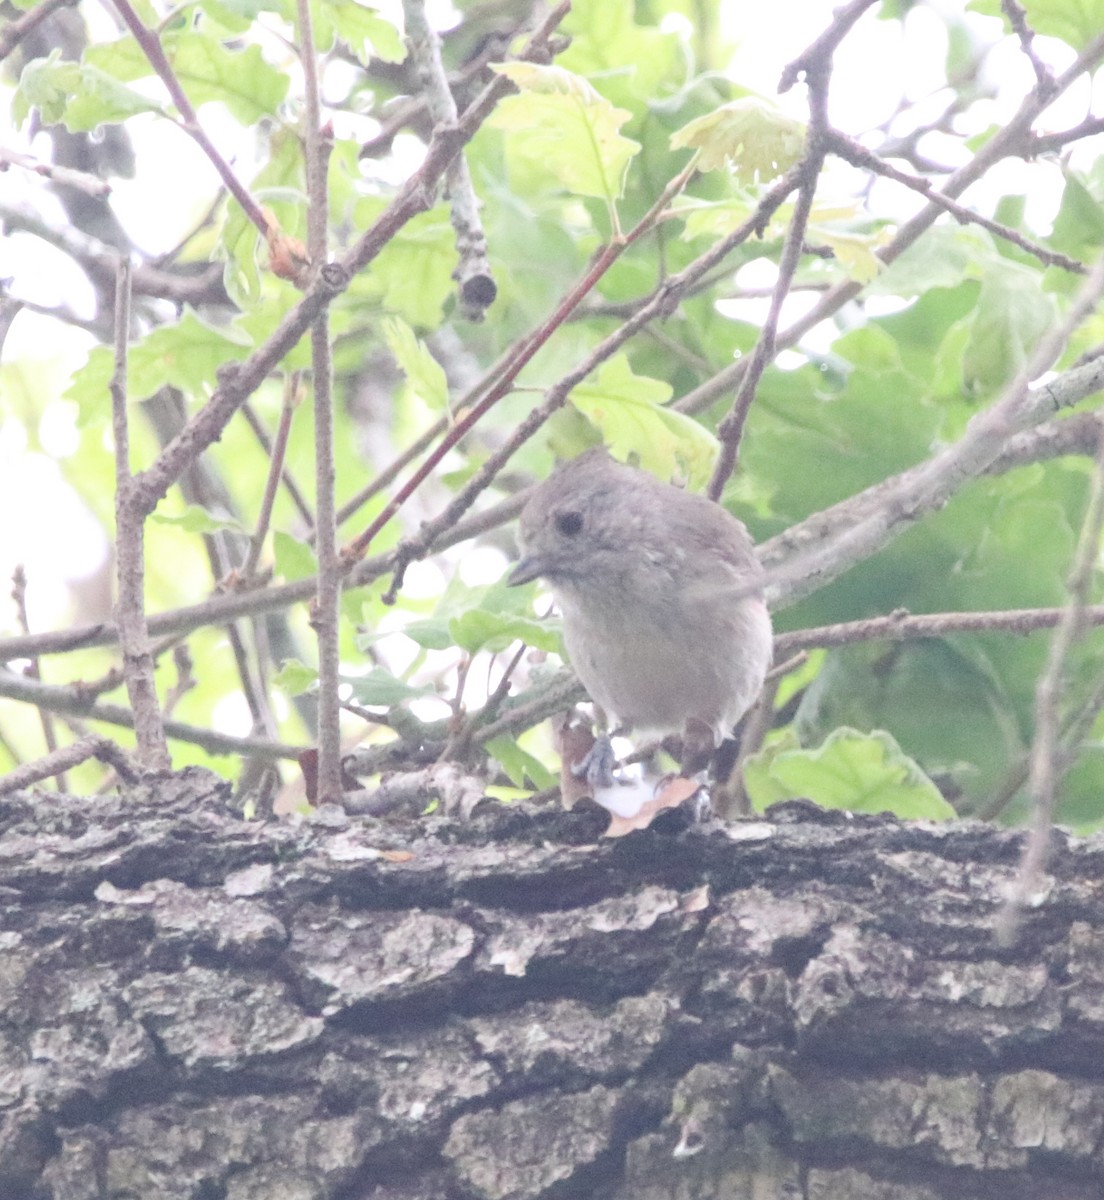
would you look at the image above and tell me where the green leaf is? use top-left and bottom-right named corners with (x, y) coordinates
top-left (671, 97), bottom-right (806, 182)
top-left (1049, 169), bottom-right (1104, 260)
top-left (355, 203), bottom-right (458, 327)
top-left (64, 65), bottom-right (166, 130)
top-left (811, 224), bottom-right (891, 285)
top-left (273, 531), bottom-right (317, 582)
top-left (388, 618), bottom-right (453, 652)
top-left (126, 309), bottom-right (252, 401)
top-left (63, 346), bottom-right (114, 425)
top-left (449, 609), bottom-right (562, 656)
top-left (569, 355), bottom-right (719, 488)
top-left (168, 37), bottom-right (289, 123)
top-left (13, 52), bottom-right (163, 131)
top-left (488, 63), bottom-right (640, 204)
top-left (150, 505), bottom-right (245, 534)
top-left (86, 34), bottom-right (289, 124)
top-left (274, 659), bottom-right (319, 696)
top-left (967, 0), bottom-right (1104, 50)
top-left (869, 224), bottom-right (989, 298)
top-left (559, 0), bottom-right (680, 107)
top-left (318, 0), bottom-right (406, 65)
top-left (13, 53), bottom-right (78, 127)
top-left (383, 317), bottom-right (449, 410)
top-left (344, 669), bottom-right (433, 706)
top-left (485, 735), bottom-right (557, 791)
top-left (744, 727), bottom-right (955, 820)
top-left (962, 261), bottom-right (1056, 395)
top-left (672, 195), bottom-right (758, 242)
top-left (82, 37), bottom-right (149, 82)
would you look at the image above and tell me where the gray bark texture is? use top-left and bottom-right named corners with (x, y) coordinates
top-left (1, 767), bottom-right (1103, 1200)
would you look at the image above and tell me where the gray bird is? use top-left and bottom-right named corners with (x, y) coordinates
top-left (508, 449), bottom-right (772, 785)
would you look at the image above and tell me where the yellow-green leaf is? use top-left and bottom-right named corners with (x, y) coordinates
top-left (274, 659), bottom-right (318, 696)
top-left (569, 355), bottom-right (718, 488)
top-left (488, 63), bottom-right (640, 204)
top-left (744, 727), bottom-right (955, 820)
top-left (383, 318), bottom-right (449, 410)
top-left (671, 97), bottom-right (806, 182)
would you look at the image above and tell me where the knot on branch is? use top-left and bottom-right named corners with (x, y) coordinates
top-left (318, 262), bottom-right (349, 293)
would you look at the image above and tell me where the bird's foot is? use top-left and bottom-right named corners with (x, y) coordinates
top-left (572, 734), bottom-right (623, 792)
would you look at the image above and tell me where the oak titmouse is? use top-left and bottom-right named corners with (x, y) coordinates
top-left (508, 449), bottom-right (773, 772)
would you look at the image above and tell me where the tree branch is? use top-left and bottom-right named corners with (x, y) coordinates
top-left (0, 669), bottom-right (305, 760)
top-left (111, 259), bottom-right (170, 771)
top-left (296, 0), bottom-right (342, 805)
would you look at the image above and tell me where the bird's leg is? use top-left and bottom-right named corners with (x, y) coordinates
top-left (680, 717), bottom-right (716, 777)
top-left (572, 732), bottom-right (619, 791)
top-left (571, 707), bottom-right (633, 792)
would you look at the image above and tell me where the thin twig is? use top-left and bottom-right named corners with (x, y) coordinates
top-left (997, 423), bottom-right (1104, 943)
top-left (778, 0), bottom-right (881, 92)
top-left (676, 30), bottom-right (1104, 418)
top-left (378, 164), bottom-right (800, 600)
top-left (403, 0), bottom-right (495, 320)
top-left (0, 668), bottom-right (305, 759)
top-left (0, 734), bottom-right (140, 797)
top-left (1000, 0), bottom-right (1055, 91)
top-left (10, 565), bottom-right (63, 786)
top-left (162, 644), bottom-right (195, 716)
top-left (243, 374), bottom-right (301, 580)
top-left (296, 0), bottom-right (343, 804)
top-left (0, 0), bottom-right (77, 63)
top-left (773, 604), bottom-right (1104, 656)
top-left (110, 259), bottom-right (170, 771)
top-left (0, 146), bottom-right (112, 197)
top-left (824, 129), bottom-right (1085, 275)
top-left (109, 0), bottom-right (270, 237)
top-left (708, 44), bottom-right (830, 500)
top-left (240, 394), bottom-right (314, 533)
top-left (117, 3), bottom-right (572, 527)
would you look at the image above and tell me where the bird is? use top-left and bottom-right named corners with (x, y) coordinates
top-left (508, 448), bottom-right (773, 788)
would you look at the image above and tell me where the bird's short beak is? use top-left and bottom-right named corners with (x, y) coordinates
top-left (507, 555), bottom-right (544, 587)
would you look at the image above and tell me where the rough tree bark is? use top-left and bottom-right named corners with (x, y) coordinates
top-left (1, 768), bottom-right (1103, 1200)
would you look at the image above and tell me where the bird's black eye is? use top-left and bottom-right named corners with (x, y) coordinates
top-left (555, 510), bottom-right (584, 537)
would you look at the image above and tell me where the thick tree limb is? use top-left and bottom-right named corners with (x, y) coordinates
top-left (3, 771), bottom-right (1104, 1198)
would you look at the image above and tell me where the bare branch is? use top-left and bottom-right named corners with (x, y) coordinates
top-left (296, 0), bottom-right (342, 805)
top-left (0, 734), bottom-right (140, 797)
top-left (824, 128), bottom-right (1086, 275)
top-left (0, 202), bottom-right (229, 307)
top-left (111, 259), bottom-right (170, 771)
top-left (998, 423), bottom-right (1104, 943)
top-left (124, 3), bottom-right (572, 525)
top-left (10, 564), bottom-right (62, 785)
top-left (763, 264), bottom-right (1104, 611)
top-left (242, 376), bottom-right (301, 580)
top-left (0, 145), bottom-right (112, 196)
top-left (403, 0), bottom-right (495, 320)
top-left (0, 0), bottom-right (77, 63)
top-left (676, 30), bottom-right (1104, 418)
top-left (0, 668), bottom-right (305, 760)
top-left (778, 0), bottom-right (881, 93)
top-left (774, 604), bottom-right (1104, 656)
top-left (1000, 0), bottom-right (1056, 91)
top-left (109, 0), bottom-right (270, 237)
